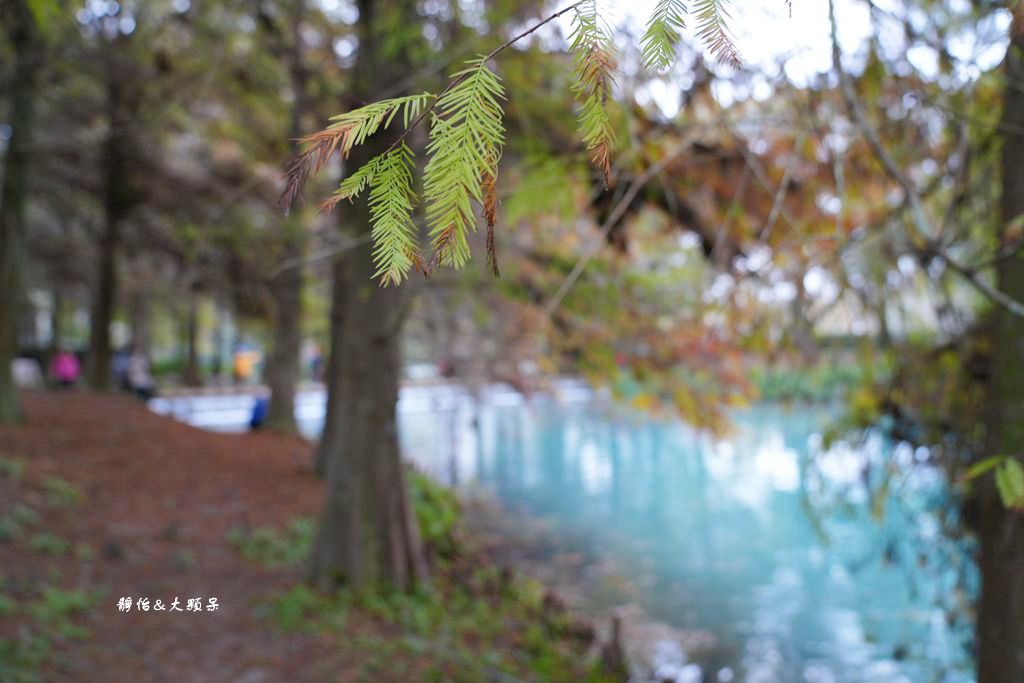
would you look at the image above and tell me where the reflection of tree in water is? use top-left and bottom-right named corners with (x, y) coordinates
top-left (459, 398), bottom-right (975, 680)
top-left (800, 424), bottom-right (977, 674)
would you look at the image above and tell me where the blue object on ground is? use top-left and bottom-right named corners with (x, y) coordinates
top-left (249, 396), bottom-right (268, 430)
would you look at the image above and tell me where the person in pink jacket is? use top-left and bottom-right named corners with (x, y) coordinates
top-left (51, 349), bottom-right (81, 388)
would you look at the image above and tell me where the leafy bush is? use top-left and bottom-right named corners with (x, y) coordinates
top-left (408, 468), bottom-right (460, 560)
top-left (752, 362), bottom-right (864, 403)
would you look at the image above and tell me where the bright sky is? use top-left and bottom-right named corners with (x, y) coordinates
top-left (315, 0), bottom-right (1011, 96)
top-left (531, 0), bottom-right (1011, 116)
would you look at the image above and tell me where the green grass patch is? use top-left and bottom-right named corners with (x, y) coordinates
top-left (26, 532), bottom-right (69, 556)
top-left (0, 456), bottom-right (26, 480)
top-left (0, 583), bottom-right (100, 682)
top-left (40, 477), bottom-right (84, 509)
top-left (227, 517), bottom-right (315, 568)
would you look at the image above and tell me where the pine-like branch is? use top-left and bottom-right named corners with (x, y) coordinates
top-left (277, 2), bottom-right (587, 283)
top-left (484, 170), bottom-right (499, 277)
top-left (640, 0), bottom-right (686, 71)
top-left (278, 93), bottom-right (433, 209)
top-left (367, 144), bottom-right (421, 286)
top-left (422, 57), bottom-right (506, 269)
top-left (569, 0), bottom-right (617, 187)
top-left (317, 152), bottom-right (383, 212)
top-left (693, 0), bottom-right (742, 68)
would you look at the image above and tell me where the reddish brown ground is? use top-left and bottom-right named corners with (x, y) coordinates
top-left (0, 392), bottom-right (614, 683)
top-left (0, 391), bottom-right (331, 682)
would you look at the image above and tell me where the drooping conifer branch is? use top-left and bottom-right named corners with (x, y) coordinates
top-left (569, 0), bottom-right (617, 188)
top-left (423, 58), bottom-right (505, 270)
top-left (693, 0), bottom-right (742, 68)
top-left (277, 0), bottom-right (760, 285)
top-left (278, 93), bottom-right (433, 209)
top-left (641, 0), bottom-right (687, 71)
top-left (484, 169), bottom-right (499, 277)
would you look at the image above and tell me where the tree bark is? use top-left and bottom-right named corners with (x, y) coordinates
top-left (307, 210), bottom-right (427, 591)
top-left (87, 77), bottom-right (132, 390)
top-left (0, 0), bottom-right (40, 423)
top-left (262, 0), bottom-right (309, 434)
top-left (50, 286), bottom-right (63, 354)
top-left (264, 257), bottom-right (302, 432)
top-left (182, 289), bottom-right (202, 387)
top-left (128, 288), bottom-right (151, 360)
top-left (314, 251), bottom-right (348, 475)
top-left (977, 13), bottom-right (1024, 682)
top-left (307, 0), bottom-right (428, 591)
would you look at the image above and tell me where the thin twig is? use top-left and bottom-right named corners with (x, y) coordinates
top-left (829, 0), bottom-right (1024, 319)
top-left (760, 132), bottom-right (806, 242)
top-left (542, 141), bottom-right (691, 318)
top-left (381, 0), bottom-right (585, 159)
top-left (268, 233), bottom-right (372, 277)
top-left (936, 252), bottom-right (1024, 319)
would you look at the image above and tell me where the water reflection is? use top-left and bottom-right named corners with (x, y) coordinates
top-left (400, 394), bottom-right (976, 683)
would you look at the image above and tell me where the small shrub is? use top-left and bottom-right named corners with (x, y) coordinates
top-left (0, 516), bottom-right (24, 542)
top-left (408, 468), bottom-right (460, 559)
top-left (28, 586), bottom-right (93, 640)
top-left (27, 532), bottom-right (69, 556)
top-left (265, 584), bottom-right (350, 631)
top-left (9, 504), bottom-right (40, 527)
top-left (0, 592), bottom-right (16, 617)
top-left (0, 456), bottom-right (26, 480)
top-left (228, 517), bottom-right (315, 568)
top-left (41, 477), bottom-right (84, 509)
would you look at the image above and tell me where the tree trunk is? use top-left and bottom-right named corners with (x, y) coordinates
top-left (264, 257), bottom-right (302, 432)
top-left (87, 78), bottom-right (132, 391)
top-left (182, 290), bottom-right (202, 387)
top-left (50, 286), bottom-right (63, 354)
top-left (128, 288), bottom-right (150, 360)
top-left (977, 13), bottom-right (1024, 682)
top-left (262, 0), bottom-right (309, 433)
top-left (0, 0), bottom-right (40, 423)
top-left (314, 250), bottom-right (348, 475)
top-left (307, 212), bottom-right (427, 591)
top-left (307, 0), bottom-right (427, 591)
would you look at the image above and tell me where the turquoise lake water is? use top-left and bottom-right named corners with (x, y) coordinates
top-left (153, 384), bottom-right (977, 681)
top-left (396, 390), bottom-right (977, 683)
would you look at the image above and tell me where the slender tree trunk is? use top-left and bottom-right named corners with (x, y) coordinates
top-left (50, 286), bottom-right (63, 354)
top-left (314, 251), bottom-right (348, 475)
top-left (263, 0), bottom-right (309, 433)
top-left (128, 288), bottom-right (150, 360)
top-left (264, 257), bottom-right (301, 432)
top-left (977, 14), bottom-right (1024, 681)
top-left (182, 290), bottom-right (202, 387)
top-left (0, 0), bottom-right (40, 423)
top-left (87, 79), bottom-right (131, 390)
top-left (87, 213), bottom-right (119, 390)
top-left (307, 0), bottom-right (428, 591)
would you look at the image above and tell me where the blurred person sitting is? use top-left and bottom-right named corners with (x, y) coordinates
top-left (50, 348), bottom-right (81, 389)
top-left (249, 395), bottom-right (268, 431)
top-left (127, 351), bottom-right (156, 400)
top-left (112, 347), bottom-right (132, 391)
top-left (233, 348), bottom-right (254, 384)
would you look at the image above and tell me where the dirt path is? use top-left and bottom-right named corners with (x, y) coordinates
top-left (0, 391), bottom-right (329, 682)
